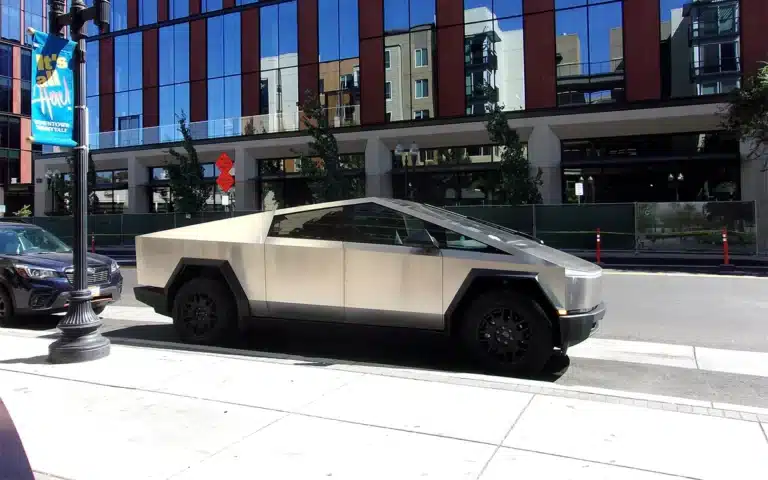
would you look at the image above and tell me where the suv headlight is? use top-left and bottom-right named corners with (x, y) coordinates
top-left (110, 261), bottom-right (119, 273)
top-left (14, 264), bottom-right (58, 279)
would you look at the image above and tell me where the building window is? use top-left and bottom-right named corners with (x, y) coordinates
top-left (555, 0), bottom-right (625, 107)
top-left (148, 163), bottom-right (231, 212)
top-left (1, 2), bottom-right (22, 41)
top-left (661, 0), bottom-right (741, 99)
top-left (259, 1), bottom-right (299, 131)
top-left (111, 0), bottom-right (128, 32)
top-left (414, 48), bottom-right (428, 67)
top-left (88, 169), bottom-right (129, 214)
top-left (385, 81), bottom-right (392, 100)
top-left (170, 0), bottom-right (189, 20)
top-left (259, 155), bottom-right (364, 210)
top-left (414, 79), bottom-right (428, 99)
top-left (413, 110), bottom-right (429, 120)
top-left (139, 0), bottom-right (158, 26)
top-left (384, 49), bottom-right (391, 69)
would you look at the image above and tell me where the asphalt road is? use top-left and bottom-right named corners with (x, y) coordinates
top-left (115, 267), bottom-right (768, 352)
top-left (21, 267), bottom-right (768, 409)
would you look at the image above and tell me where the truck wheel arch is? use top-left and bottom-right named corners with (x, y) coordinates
top-left (444, 269), bottom-right (562, 346)
top-left (164, 258), bottom-right (251, 327)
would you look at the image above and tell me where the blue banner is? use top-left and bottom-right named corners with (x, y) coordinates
top-left (29, 30), bottom-right (77, 148)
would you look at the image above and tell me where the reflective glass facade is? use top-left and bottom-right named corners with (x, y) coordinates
top-left (78, 0), bottom-right (758, 149)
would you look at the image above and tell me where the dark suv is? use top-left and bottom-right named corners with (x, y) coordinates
top-left (0, 222), bottom-right (122, 326)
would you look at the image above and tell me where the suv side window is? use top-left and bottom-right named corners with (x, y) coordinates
top-left (268, 207), bottom-right (347, 241)
top-left (345, 203), bottom-right (506, 254)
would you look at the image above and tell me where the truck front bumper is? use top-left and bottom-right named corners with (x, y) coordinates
top-left (559, 302), bottom-right (605, 353)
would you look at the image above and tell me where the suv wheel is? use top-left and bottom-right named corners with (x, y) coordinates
top-left (173, 277), bottom-right (237, 345)
top-left (0, 287), bottom-right (13, 327)
top-left (460, 289), bottom-right (553, 376)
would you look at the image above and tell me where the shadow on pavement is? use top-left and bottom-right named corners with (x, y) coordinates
top-left (3, 316), bottom-right (61, 331)
top-left (46, 321), bottom-right (571, 381)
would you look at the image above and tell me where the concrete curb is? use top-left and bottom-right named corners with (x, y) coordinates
top-left (104, 335), bottom-right (768, 423)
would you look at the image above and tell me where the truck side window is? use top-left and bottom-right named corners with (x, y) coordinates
top-left (268, 207), bottom-right (347, 241)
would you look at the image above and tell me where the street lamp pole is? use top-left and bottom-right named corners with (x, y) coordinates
top-left (47, 0), bottom-right (112, 364)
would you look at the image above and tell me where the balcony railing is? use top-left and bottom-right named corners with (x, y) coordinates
top-left (87, 106), bottom-right (361, 151)
top-left (465, 52), bottom-right (498, 69)
top-left (557, 59), bottom-right (625, 79)
top-left (689, 19), bottom-right (739, 43)
top-left (690, 58), bottom-right (740, 79)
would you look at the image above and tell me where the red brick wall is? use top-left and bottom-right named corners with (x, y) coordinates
top-left (523, 0), bottom-right (556, 109)
top-left (189, 19), bottom-right (207, 122)
top-left (98, 37), bottom-right (115, 133)
top-left (623, 0), bottom-right (661, 101)
top-left (740, 0), bottom-right (768, 77)
top-left (436, 0), bottom-right (465, 118)
top-left (359, 0), bottom-right (384, 125)
top-left (241, 8), bottom-right (261, 116)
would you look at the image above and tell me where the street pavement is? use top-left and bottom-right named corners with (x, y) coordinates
top-left (2, 268), bottom-right (768, 479)
top-left (1, 332), bottom-right (767, 480)
top-left (65, 267), bottom-right (766, 409)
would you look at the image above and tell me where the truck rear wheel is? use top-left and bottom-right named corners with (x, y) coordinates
top-left (173, 277), bottom-right (237, 345)
top-left (459, 289), bottom-right (553, 376)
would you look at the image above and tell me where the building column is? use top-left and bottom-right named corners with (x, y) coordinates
top-left (527, 125), bottom-right (561, 204)
top-left (365, 138), bottom-right (392, 197)
top-left (740, 141), bottom-right (768, 252)
top-left (235, 148), bottom-right (258, 211)
top-left (127, 156), bottom-right (150, 213)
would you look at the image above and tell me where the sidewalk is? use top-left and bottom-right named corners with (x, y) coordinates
top-left (0, 331), bottom-right (766, 480)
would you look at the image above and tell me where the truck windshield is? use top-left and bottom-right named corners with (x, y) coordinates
top-left (0, 227), bottom-right (72, 255)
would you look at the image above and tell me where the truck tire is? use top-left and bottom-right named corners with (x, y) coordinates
top-left (172, 277), bottom-right (238, 345)
top-left (459, 289), bottom-right (553, 376)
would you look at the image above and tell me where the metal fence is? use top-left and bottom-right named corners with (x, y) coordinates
top-left (2, 201), bottom-right (759, 255)
top-left (447, 201), bottom-right (759, 255)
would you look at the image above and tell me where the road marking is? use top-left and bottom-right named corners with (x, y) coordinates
top-left (604, 270), bottom-right (768, 280)
top-left (566, 338), bottom-right (697, 369)
top-left (102, 306), bottom-right (768, 378)
top-left (102, 306), bottom-right (171, 324)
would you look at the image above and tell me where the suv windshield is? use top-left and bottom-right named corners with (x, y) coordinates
top-left (0, 227), bottom-right (72, 255)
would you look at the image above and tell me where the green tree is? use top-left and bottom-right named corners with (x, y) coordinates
top-left (485, 101), bottom-right (542, 204)
top-left (295, 90), bottom-right (363, 202)
top-left (722, 62), bottom-right (768, 171)
top-left (166, 113), bottom-right (209, 213)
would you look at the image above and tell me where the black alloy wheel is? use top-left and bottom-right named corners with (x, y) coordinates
top-left (173, 277), bottom-right (237, 345)
top-left (477, 306), bottom-right (533, 363)
top-left (460, 290), bottom-right (553, 376)
top-left (180, 292), bottom-right (220, 339)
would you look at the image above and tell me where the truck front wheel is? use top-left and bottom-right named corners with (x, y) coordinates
top-left (173, 277), bottom-right (237, 345)
top-left (460, 289), bottom-right (553, 377)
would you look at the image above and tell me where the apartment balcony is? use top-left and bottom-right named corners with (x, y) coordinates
top-left (689, 57), bottom-right (740, 81)
top-left (689, 19), bottom-right (739, 45)
top-left (465, 52), bottom-right (498, 71)
top-left (84, 106), bottom-right (361, 151)
top-left (556, 60), bottom-right (625, 92)
top-left (465, 84), bottom-right (499, 103)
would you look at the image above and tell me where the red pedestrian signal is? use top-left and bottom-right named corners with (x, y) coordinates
top-left (216, 153), bottom-right (235, 193)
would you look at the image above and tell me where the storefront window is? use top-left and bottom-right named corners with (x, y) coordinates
top-left (258, 155), bottom-right (365, 209)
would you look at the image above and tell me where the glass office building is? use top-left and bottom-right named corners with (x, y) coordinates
top-left (29, 0), bottom-right (768, 214)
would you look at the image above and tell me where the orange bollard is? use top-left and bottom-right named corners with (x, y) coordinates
top-left (596, 228), bottom-right (602, 264)
top-left (722, 228), bottom-right (729, 265)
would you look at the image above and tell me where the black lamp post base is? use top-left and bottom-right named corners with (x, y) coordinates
top-left (48, 290), bottom-right (110, 364)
